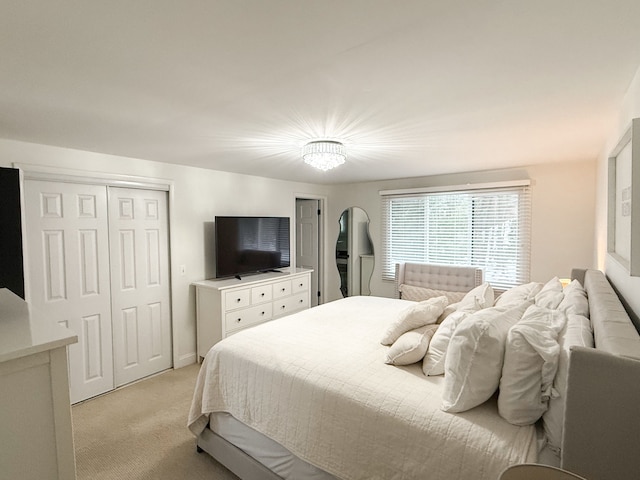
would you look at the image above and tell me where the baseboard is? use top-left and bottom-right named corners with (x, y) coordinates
top-left (175, 352), bottom-right (197, 369)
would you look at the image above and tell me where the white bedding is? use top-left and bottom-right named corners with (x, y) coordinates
top-left (188, 296), bottom-right (537, 480)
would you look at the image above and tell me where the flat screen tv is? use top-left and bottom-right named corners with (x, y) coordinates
top-left (214, 216), bottom-right (291, 278)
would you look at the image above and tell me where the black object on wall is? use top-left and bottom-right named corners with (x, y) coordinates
top-left (0, 167), bottom-right (25, 298)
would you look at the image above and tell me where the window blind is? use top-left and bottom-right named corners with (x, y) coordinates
top-left (381, 184), bottom-right (532, 290)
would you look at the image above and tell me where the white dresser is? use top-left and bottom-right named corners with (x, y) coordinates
top-left (193, 268), bottom-right (312, 361)
top-left (0, 288), bottom-right (78, 480)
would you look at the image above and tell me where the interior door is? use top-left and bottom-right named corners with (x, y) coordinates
top-left (24, 180), bottom-right (114, 404)
top-left (296, 199), bottom-right (320, 306)
top-left (108, 187), bottom-right (172, 387)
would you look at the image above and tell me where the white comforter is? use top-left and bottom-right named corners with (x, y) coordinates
top-left (188, 296), bottom-right (537, 480)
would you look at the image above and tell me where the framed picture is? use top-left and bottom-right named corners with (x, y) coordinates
top-left (607, 118), bottom-right (640, 275)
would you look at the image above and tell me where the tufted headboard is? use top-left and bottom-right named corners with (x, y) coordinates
top-left (395, 262), bottom-right (483, 300)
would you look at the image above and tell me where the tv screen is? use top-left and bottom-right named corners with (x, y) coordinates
top-left (215, 216), bottom-right (290, 278)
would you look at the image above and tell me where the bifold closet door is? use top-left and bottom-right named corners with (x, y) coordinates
top-left (24, 181), bottom-right (114, 404)
top-left (108, 187), bottom-right (172, 387)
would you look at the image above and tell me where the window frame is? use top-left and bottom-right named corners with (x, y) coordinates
top-left (380, 180), bottom-right (532, 290)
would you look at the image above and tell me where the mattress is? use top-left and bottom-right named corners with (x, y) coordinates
top-left (189, 296), bottom-right (537, 480)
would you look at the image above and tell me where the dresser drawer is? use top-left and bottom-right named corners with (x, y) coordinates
top-left (251, 284), bottom-right (272, 304)
top-left (291, 275), bottom-right (309, 293)
top-left (272, 280), bottom-right (292, 299)
top-left (225, 303), bottom-right (273, 332)
top-left (273, 292), bottom-right (309, 317)
top-left (224, 289), bottom-right (250, 310)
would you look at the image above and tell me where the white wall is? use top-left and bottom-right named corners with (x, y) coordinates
top-left (0, 138), bottom-right (332, 367)
top-left (0, 127), bottom-right (608, 360)
top-left (596, 64), bottom-right (640, 323)
top-left (326, 161), bottom-right (597, 301)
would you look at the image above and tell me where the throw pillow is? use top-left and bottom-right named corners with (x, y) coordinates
top-left (557, 280), bottom-right (589, 316)
top-left (438, 301), bottom-right (460, 324)
top-left (422, 309), bottom-right (472, 376)
top-left (457, 282), bottom-right (495, 312)
top-left (495, 282), bottom-right (543, 307)
top-left (380, 296), bottom-right (448, 345)
top-left (441, 301), bottom-right (531, 413)
top-left (535, 277), bottom-right (564, 309)
top-left (498, 305), bottom-right (568, 425)
top-left (385, 324), bottom-right (439, 366)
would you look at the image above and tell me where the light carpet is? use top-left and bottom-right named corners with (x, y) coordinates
top-left (72, 364), bottom-right (239, 480)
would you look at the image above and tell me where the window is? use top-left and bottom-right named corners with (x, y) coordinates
top-left (380, 182), bottom-right (531, 290)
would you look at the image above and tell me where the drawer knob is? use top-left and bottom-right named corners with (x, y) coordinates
top-left (236, 318), bottom-right (242, 323)
top-left (299, 299), bottom-right (303, 303)
top-left (299, 283), bottom-right (303, 287)
top-left (281, 305), bottom-right (286, 309)
top-left (261, 293), bottom-right (265, 297)
top-left (236, 298), bottom-right (241, 303)
top-left (281, 288), bottom-right (286, 292)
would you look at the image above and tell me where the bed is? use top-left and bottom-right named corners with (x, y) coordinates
top-left (188, 264), bottom-right (640, 480)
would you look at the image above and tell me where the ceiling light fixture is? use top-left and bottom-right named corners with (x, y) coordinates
top-left (302, 140), bottom-right (346, 171)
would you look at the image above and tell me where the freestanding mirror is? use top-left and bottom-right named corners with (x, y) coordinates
top-left (336, 207), bottom-right (374, 297)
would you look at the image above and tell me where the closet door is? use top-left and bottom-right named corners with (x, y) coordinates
top-left (109, 187), bottom-right (172, 387)
top-left (24, 181), bottom-right (114, 403)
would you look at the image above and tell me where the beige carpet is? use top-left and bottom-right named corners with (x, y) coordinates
top-left (72, 364), bottom-right (239, 480)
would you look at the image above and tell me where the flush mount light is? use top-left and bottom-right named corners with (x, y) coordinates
top-left (302, 140), bottom-right (346, 171)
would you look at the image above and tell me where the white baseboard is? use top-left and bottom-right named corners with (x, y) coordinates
top-left (175, 352), bottom-right (197, 369)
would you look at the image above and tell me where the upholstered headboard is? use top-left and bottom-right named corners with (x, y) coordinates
top-left (395, 262), bottom-right (483, 299)
top-left (562, 269), bottom-right (640, 480)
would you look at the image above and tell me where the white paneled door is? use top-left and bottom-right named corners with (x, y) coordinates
top-left (24, 181), bottom-right (114, 404)
top-left (296, 199), bottom-right (320, 306)
top-left (24, 181), bottom-right (172, 403)
top-left (108, 187), bottom-right (171, 387)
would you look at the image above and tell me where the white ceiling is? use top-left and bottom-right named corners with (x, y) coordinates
top-left (2, 1), bottom-right (640, 184)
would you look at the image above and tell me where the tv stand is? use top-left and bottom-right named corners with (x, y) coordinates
top-left (192, 268), bottom-right (313, 362)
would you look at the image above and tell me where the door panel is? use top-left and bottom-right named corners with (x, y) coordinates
top-left (109, 187), bottom-right (172, 387)
top-left (79, 229), bottom-right (100, 295)
top-left (24, 181), bottom-right (114, 403)
top-left (43, 230), bottom-right (66, 300)
top-left (83, 313), bottom-right (104, 380)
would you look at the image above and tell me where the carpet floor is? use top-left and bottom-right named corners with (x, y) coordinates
top-left (72, 364), bottom-right (239, 480)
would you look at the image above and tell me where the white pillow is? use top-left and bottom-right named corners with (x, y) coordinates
top-left (557, 280), bottom-right (589, 316)
top-left (498, 305), bottom-right (568, 425)
top-left (385, 324), bottom-right (439, 366)
top-left (542, 313), bottom-right (594, 455)
top-left (437, 301), bottom-right (460, 324)
top-left (495, 282), bottom-right (543, 307)
top-left (535, 277), bottom-right (564, 309)
top-left (380, 296), bottom-right (448, 345)
top-left (457, 282), bottom-right (494, 311)
top-left (423, 283), bottom-right (494, 376)
top-left (422, 309), bottom-right (472, 376)
top-left (399, 284), bottom-right (466, 304)
top-left (441, 302), bottom-right (531, 413)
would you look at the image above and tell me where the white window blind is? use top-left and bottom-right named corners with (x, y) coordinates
top-left (381, 183), bottom-right (532, 290)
